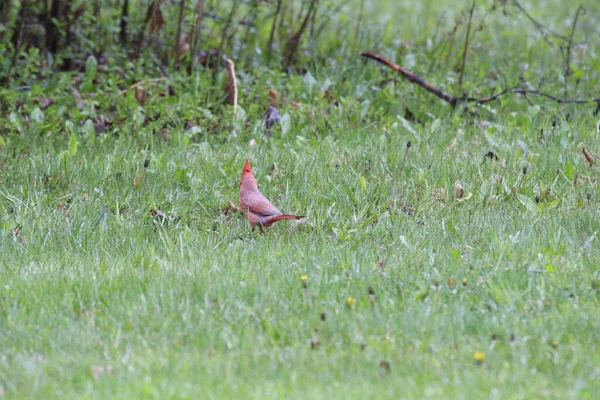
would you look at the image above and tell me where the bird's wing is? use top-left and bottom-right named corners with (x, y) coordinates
top-left (243, 191), bottom-right (281, 216)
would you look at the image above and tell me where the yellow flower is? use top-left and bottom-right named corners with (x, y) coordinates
top-left (301, 274), bottom-right (308, 281)
top-left (474, 351), bottom-right (485, 363)
top-left (346, 297), bottom-right (356, 306)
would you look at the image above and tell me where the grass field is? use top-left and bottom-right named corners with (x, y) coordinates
top-left (1, 0), bottom-right (600, 398)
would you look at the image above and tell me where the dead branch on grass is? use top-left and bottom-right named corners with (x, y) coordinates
top-left (360, 51), bottom-right (600, 109)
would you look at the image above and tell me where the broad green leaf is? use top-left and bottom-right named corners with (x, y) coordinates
top-left (516, 193), bottom-right (538, 214)
top-left (359, 100), bottom-right (370, 118)
top-left (31, 108), bottom-right (44, 123)
top-left (82, 119), bottom-right (94, 136)
top-left (359, 176), bottom-right (367, 191)
top-left (450, 248), bottom-right (460, 261)
top-left (563, 162), bottom-right (574, 180)
top-left (59, 150), bottom-right (70, 163)
top-left (85, 55), bottom-right (98, 81)
top-left (280, 113), bottom-right (291, 136)
top-left (65, 120), bottom-right (76, 134)
top-left (69, 133), bottom-right (78, 156)
top-left (430, 118), bottom-right (441, 134)
top-left (400, 117), bottom-right (416, 135)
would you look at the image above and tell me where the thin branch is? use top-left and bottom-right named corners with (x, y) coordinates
top-left (354, 0), bottom-right (365, 51)
top-left (2, 0), bottom-right (27, 87)
top-left (267, 0), bottom-right (283, 66)
top-left (458, 0), bottom-right (476, 94)
top-left (120, 77), bottom-right (170, 94)
top-left (119, 0), bottom-right (129, 45)
top-left (282, 0), bottom-right (318, 70)
top-left (188, 0), bottom-right (205, 75)
top-left (0, 0), bottom-right (13, 42)
top-left (241, 0), bottom-right (259, 61)
top-left (360, 51), bottom-right (600, 108)
top-left (174, 0), bottom-right (186, 67)
top-left (216, 0), bottom-right (239, 77)
top-left (512, 0), bottom-right (567, 42)
top-left (562, 5), bottom-right (585, 99)
top-left (360, 51), bottom-right (457, 105)
top-left (463, 87), bottom-right (597, 105)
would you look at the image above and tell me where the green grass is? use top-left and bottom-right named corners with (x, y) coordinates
top-left (1, 0), bottom-right (600, 398)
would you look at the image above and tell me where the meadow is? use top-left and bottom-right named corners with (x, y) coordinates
top-left (1, 0), bottom-right (600, 398)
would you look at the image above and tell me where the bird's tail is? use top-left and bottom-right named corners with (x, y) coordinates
top-left (269, 214), bottom-right (304, 222)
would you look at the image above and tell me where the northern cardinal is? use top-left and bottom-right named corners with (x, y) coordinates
top-left (239, 159), bottom-right (304, 231)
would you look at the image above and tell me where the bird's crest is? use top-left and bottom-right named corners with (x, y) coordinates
top-left (242, 159), bottom-right (253, 175)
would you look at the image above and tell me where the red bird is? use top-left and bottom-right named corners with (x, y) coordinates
top-left (239, 159), bottom-right (303, 232)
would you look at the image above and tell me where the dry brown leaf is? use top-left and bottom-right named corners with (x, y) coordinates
top-left (176, 34), bottom-right (190, 57)
top-left (91, 365), bottom-right (113, 380)
top-left (448, 276), bottom-right (457, 289)
top-left (37, 98), bottom-right (54, 110)
top-left (454, 179), bottom-right (464, 199)
top-left (133, 169), bottom-right (146, 190)
top-left (72, 89), bottom-right (86, 109)
top-left (310, 329), bottom-right (320, 350)
top-left (404, 108), bottom-right (422, 124)
top-left (135, 87), bottom-right (147, 104)
top-left (198, 49), bottom-right (221, 68)
top-left (150, 208), bottom-right (180, 223)
top-left (432, 187), bottom-right (446, 202)
top-left (379, 360), bottom-right (391, 372)
top-left (583, 146), bottom-right (594, 166)
top-left (148, 2), bottom-right (166, 34)
top-left (93, 115), bottom-right (112, 134)
top-left (221, 202), bottom-right (239, 216)
top-left (57, 200), bottom-right (70, 213)
top-left (268, 89), bottom-right (280, 106)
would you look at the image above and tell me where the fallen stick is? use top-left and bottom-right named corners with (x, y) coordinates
top-left (120, 77), bottom-right (170, 94)
top-left (360, 51), bottom-right (600, 109)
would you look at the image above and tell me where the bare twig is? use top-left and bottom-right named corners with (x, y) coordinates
top-left (562, 5), bottom-right (585, 99)
top-left (174, 0), bottom-right (186, 67)
top-left (360, 51), bottom-right (600, 108)
top-left (135, 0), bottom-right (156, 54)
top-left (464, 87), bottom-right (597, 105)
top-left (217, 0), bottom-right (239, 62)
top-left (188, 0), bottom-right (205, 75)
top-left (354, 0), bottom-right (365, 51)
top-left (0, 0), bottom-right (13, 42)
top-left (360, 52), bottom-right (456, 104)
top-left (95, 0), bottom-right (102, 46)
top-left (120, 77), bottom-right (170, 94)
top-left (512, 0), bottom-right (567, 42)
top-left (2, 0), bottom-right (27, 86)
top-left (267, 0), bottom-right (283, 66)
top-left (458, 0), bottom-right (476, 94)
top-left (282, 0), bottom-right (318, 70)
top-left (119, 0), bottom-right (129, 45)
top-left (241, 0), bottom-right (259, 60)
